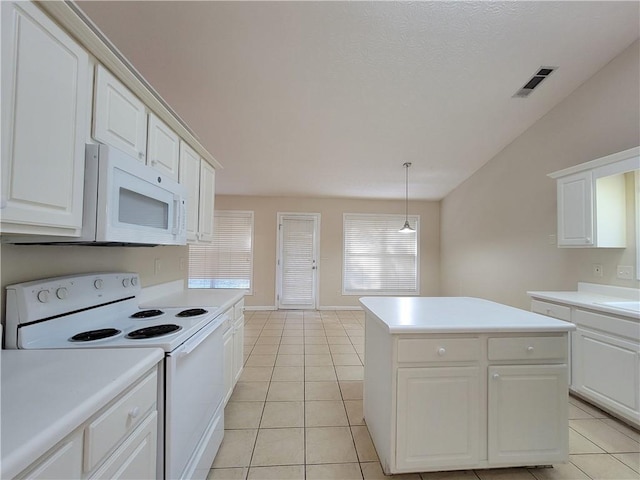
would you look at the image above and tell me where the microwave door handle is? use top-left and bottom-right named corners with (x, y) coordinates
top-left (172, 195), bottom-right (180, 235)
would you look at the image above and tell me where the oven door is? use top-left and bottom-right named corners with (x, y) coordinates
top-left (165, 314), bottom-right (227, 479)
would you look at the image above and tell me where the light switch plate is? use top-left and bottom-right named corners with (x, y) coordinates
top-left (617, 265), bottom-right (633, 280)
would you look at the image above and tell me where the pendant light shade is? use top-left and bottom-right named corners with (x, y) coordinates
top-left (399, 162), bottom-right (415, 232)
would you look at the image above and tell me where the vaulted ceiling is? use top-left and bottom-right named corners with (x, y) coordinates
top-left (78, 1), bottom-right (640, 200)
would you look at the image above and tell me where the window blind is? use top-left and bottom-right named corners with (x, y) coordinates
top-left (188, 211), bottom-right (253, 291)
top-left (343, 213), bottom-right (419, 295)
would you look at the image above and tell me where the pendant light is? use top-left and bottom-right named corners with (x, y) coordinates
top-left (399, 162), bottom-right (415, 232)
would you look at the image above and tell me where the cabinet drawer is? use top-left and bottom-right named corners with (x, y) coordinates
top-left (84, 369), bottom-right (157, 472)
top-left (531, 300), bottom-right (571, 321)
top-left (488, 336), bottom-right (567, 361)
top-left (397, 338), bottom-right (480, 363)
top-left (573, 309), bottom-right (640, 341)
top-left (234, 299), bottom-right (245, 320)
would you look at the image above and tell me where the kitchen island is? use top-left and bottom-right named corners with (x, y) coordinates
top-left (359, 296), bottom-right (576, 475)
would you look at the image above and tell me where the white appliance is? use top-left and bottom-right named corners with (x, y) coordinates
top-left (8, 144), bottom-right (187, 246)
top-left (4, 272), bottom-right (226, 480)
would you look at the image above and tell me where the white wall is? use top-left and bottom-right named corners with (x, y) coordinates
top-left (440, 40), bottom-right (640, 309)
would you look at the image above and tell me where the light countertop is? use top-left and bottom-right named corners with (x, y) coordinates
top-left (1, 347), bottom-right (164, 479)
top-left (359, 296), bottom-right (575, 334)
top-left (140, 282), bottom-right (244, 315)
top-left (528, 283), bottom-right (639, 319)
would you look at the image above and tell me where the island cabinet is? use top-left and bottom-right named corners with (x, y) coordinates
top-left (360, 297), bottom-right (573, 475)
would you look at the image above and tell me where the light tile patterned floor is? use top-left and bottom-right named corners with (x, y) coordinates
top-left (209, 310), bottom-right (640, 480)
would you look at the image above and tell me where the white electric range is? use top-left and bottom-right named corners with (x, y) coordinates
top-left (4, 272), bottom-right (228, 480)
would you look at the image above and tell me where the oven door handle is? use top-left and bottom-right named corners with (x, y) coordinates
top-left (176, 314), bottom-right (228, 358)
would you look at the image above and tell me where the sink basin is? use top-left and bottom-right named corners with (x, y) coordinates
top-left (596, 300), bottom-right (640, 314)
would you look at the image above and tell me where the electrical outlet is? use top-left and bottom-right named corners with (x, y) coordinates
top-left (154, 258), bottom-right (161, 275)
top-left (592, 264), bottom-right (603, 277)
top-left (617, 265), bottom-right (633, 280)
top-left (548, 234), bottom-right (556, 245)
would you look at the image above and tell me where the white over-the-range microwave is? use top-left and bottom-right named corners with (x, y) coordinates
top-left (8, 144), bottom-right (187, 246)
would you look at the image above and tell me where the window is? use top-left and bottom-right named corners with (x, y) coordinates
top-left (343, 213), bottom-right (419, 295)
top-left (188, 211), bottom-right (254, 292)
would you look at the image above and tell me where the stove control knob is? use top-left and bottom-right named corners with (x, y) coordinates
top-left (122, 278), bottom-right (131, 288)
top-left (94, 279), bottom-right (104, 290)
top-left (131, 277), bottom-right (138, 287)
top-left (56, 287), bottom-right (68, 300)
top-left (37, 290), bottom-right (50, 303)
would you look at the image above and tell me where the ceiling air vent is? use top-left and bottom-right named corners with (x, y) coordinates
top-left (513, 66), bottom-right (557, 98)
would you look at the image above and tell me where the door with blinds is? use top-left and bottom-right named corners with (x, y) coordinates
top-left (277, 213), bottom-right (320, 309)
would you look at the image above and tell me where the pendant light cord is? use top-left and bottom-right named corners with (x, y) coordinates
top-left (403, 162), bottom-right (411, 222)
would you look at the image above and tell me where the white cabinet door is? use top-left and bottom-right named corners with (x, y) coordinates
top-left (147, 113), bottom-right (179, 181)
top-left (223, 326), bottom-right (234, 404)
top-left (198, 160), bottom-right (216, 243)
top-left (1, 0), bottom-right (89, 235)
top-left (89, 412), bottom-right (157, 480)
top-left (18, 431), bottom-right (83, 480)
top-left (233, 314), bottom-right (245, 384)
top-left (179, 141), bottom-right (201, 242)
top-left (396, 367), bottom-right (480, 470)
top-left (93, 65), bottom-right (147, 162)
top-left (488, 364), bottom-right (568, 465)
top-left (557, 171), bottom-right (594, 246)
top-left (572, 327), bottom-right (640, 423)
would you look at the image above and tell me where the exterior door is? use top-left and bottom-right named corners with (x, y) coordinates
top-left (277, 213), bottom-right (320, 309)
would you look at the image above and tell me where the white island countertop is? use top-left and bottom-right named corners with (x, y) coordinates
top-left (1, 347), bottom-right (164, 479)
top-left (359, 296), bottom-right (575, 334)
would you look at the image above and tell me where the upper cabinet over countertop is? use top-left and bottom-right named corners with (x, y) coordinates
top-left (1, 0), bottom-right (221, 239)
top-left (549, 146), bottom-right (639, 248)
top-left (1, 1), bottom-right (89, 236)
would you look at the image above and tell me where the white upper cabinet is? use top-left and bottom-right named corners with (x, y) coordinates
top-left (198, 160), bottom-right (216, 243)
top-left (556, 171), bottom-right (594, 246)
top-left (1, 1), bottom-right (89, 236)
top-left (179, 141), bottom-right (201, 242)
top-left (147, 113), bottom-right (179, 181)
top-left (93, 64), bottom-right (147, 162)
top-left (179, 141), bottom-right (216, 243)
top-left (549, 146), bottom-right (639, 248)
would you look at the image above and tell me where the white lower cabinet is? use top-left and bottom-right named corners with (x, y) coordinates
top-left (396, 366), bottom-right (480, 470)
top-left (223, 298), bottom-right (245, 404)
top-left (488, 364), bottom-right (568, 465)
top-left (18, 432), bottom-right (84, 480)
top-left (367, 328), bottom-right (569, 475)
top-left (531, 296), bottom-right (640, 427)
top-left (90, 412), bottom-right (157, 479)
top-left (17, 367), bottom-right (159, 479)
top-left (572, 324), bottom-right (640, 425)
top-left (223, 320), bottom-right (235, 404)
top-left (232, 313), bottom-right (245, 384)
